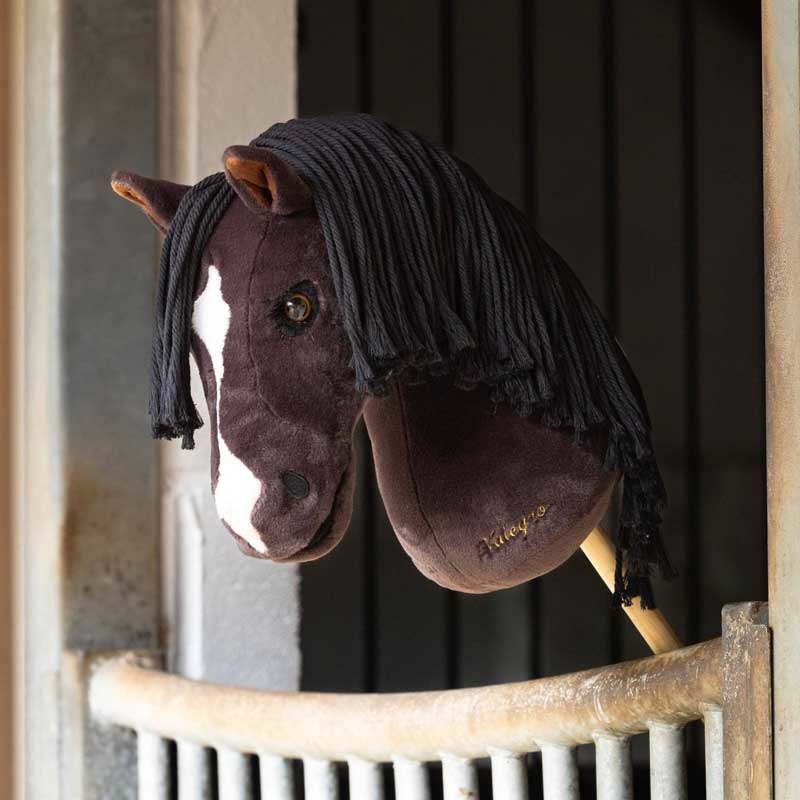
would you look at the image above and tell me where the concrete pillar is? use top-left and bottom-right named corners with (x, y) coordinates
top-left (21, 0), bottom-right (299, 796)
top-left (23, 1), bottom-right (161, 796)
top-left (158, 0), bottom-right (300, 691)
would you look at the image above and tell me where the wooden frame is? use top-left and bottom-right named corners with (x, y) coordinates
top-left (722, 603), bottom-right (772, 799)
top-left (0, 0), bottom-right (18, 795)
top-left (86, 605), bottom-right (772, 798)
top-left (763, 1), bottom-right (800, 797)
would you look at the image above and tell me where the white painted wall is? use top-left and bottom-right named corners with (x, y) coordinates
top-left (158, 0), bottom-right (301, 691)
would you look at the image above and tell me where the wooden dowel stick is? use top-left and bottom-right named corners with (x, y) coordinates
top-left (581, 527), bottom-right (682, 655)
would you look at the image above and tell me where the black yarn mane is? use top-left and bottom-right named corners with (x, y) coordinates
top-left (151, 113), bottom-right (675, 608)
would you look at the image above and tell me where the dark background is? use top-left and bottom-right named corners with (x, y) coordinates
top-left (298, 0), bottom-right (764, 706)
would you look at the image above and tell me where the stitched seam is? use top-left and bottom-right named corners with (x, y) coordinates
top-left (245, 216), bottom-right (282, 425)
top-left (246, 214), bottom-right (358, 442)
top-left (397, 386), bottom-right (472, 584)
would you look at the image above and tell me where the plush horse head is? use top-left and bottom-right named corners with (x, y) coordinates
top-left (112, 157), bottom-right (363, 562)
top-left (112, 114), bottom-right (673, 605)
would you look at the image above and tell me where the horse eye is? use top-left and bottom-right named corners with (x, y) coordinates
top-left (272, 282), bottom-right (318, 335)
top-left (284, 293), bottom-right (312, 323)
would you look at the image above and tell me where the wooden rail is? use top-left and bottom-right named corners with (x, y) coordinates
top-left (85, 605), bottom-right (770, 799)
top-left (91, 639), bottom-right (720, 763)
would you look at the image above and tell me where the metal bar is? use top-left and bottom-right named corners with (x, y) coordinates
top-left (763, 0), bottom-right (800, 796)
top-left (441, 755), bottom-right (479, 800)
top-left (259, 754), bottom-right (294, 800)
top-left (490, 752), bottom-right (528, 800)
top-left (348, 758), bottom-right (384, 800)
top-left (393, 758), bottom-right (430, 800)
top-left (217, 748), bottom-right (253, 800)
top-left (178, 741), bottom-right (212, 800)
top-left (304, 759), bottom-right (339, 800)
top-left (594, 734), bottom-right (632, 800)
top-left (90, 640), bottom-right (721, 762)
top-left (137, 731), bottom-right (170, 800)
top-left (704, 707), bottom-right (723, 800)
top-left (541, 745), bottom-right (578, 800)
top-left (649, 723), bottom-right (686, 800)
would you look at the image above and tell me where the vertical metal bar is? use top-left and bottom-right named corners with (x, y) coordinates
top-left (594, 734), bottom-right (632, 800)
top-left (178, 741), bottom-right (212, 800)
top-left (259, 754), bottom-right (294, 800)
top-left (490, 751), bottom-right (529, 800)
top-left (519, 0), bottom-right (537, 684)
top-left (348, 758), bottom-right (384, 800)
top-left (137, 731), bottom-right (170, 800)
top-left (393, 758), bottom-right (430, 800)
top-left (649, 723), bottom-right (687, 800)
top-left (304, 758), bottom-right (339, 800)
top-left (441, 755), bottom-right (479, 800)
top-left (762, 2), bottom-right (800, 795)
top-left (356, 0), bottom-right (377, 700)
top-left (704, 707), bottom-right (723, 800)
top-left (217, 748), bottom-right (253, 800)
top-left (680, 0), bottom-right (702, 654)
top-left (541, 745), bottom-right (578, 800)
top-left (440, 0), bottom-right (460, 693)
top-left (601, 0), bottom-right (622, 667)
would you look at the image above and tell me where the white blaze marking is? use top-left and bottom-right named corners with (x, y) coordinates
top-left (193, 266), bottom-right (266, 553)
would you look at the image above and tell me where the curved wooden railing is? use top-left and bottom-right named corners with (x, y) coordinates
top-left (91, 639), bottom-right (720, 762)
top-left (90, 638), bottom-right (726, 800)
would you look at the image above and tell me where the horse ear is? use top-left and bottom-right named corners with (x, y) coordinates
top-left (111, 171), bottom-right (190, 234)
top-left (223, 145), bottom-right (313, 216)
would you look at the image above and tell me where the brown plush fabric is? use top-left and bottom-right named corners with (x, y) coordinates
top-left (110, 171), bottom-right (190, 234)
top-left (190, 197), bottom-right (364, 562)
top-left (112, 162), bottom-right (364, 563)
top-left (364, 380), bottom-right (617, 592)
top-left (224, 145), bottom-right (313, 216)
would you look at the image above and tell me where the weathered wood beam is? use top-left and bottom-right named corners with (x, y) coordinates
top-left (763, 1), bottom-right (800, 796)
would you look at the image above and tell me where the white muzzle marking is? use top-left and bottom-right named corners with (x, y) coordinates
top-left (193, 266), bottom-right (266, 553)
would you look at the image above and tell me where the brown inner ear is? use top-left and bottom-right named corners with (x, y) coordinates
top-left (111, 181), bottom-right (164, 230)
top-left (225, 156), bottom-right (276, 208)
top-left (112, 182), bottom-right (148, 208)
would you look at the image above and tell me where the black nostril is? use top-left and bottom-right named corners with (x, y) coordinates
top-left (281, 470), bottom-right (309, 500)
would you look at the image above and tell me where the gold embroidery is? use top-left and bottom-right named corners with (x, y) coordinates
top-left (478, 504), bottom-right (551, 558)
